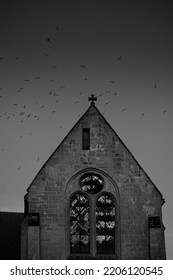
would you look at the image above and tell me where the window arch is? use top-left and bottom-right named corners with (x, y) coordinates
top-left (96, 193), bottom-right (115, 254)
top-left (68, 172), bottom-right (118, 258)
top-left (70, 193), bottom-right (90, 253)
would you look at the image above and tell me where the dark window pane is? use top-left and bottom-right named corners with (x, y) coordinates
top-left (82, 128), bottom-right (90, 150)
top-left (70, 193), bottom-right (90, 253)
top-left (96, 194), bottom-right (115, 254)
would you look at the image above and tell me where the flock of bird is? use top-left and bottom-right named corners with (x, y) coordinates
top-left (0, 24), bottom-right (170, 171)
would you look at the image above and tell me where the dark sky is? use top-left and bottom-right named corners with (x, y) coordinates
top-left (0, 0), bottom-right (173, 258)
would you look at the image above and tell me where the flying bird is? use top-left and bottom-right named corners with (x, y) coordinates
top-left (56, 25), bottom-right (59, 31)
top-left (40, 105), bottom-right (45, 109)
top-left (109, 80), bottom-right (115, 84)
top-left (46, 37), bottom-right (52, 43)
top-left (59, 85), bottom-right (65, 89)
top-left (0, 57), bottom-right (4, 62)
top-left (113, 91), bottom-right (117, 95)
top-left (52, 110), bottom-right (56, 114)
top-left (83, 77), bottom-right (87, 81)
top-left (0, 95), bottom-right (3, 98)
top-left (121, 108), bottom-right (127, 112)
top-left (80, 64), bottom-right (86, 68)
top-left (34, 76), bottom-right (39, 80)
top-left (154, 83), bottom-right (157, 88)
top-left (50, 79), bottom-right (55, 83)
top-left (141, 112), bottom-right (145, 117)
top-left (34, 115), bottom-right (39, 120)
top-left (24, 79), bottom-right (29, 82)
top-left (163, 110), bottom-right (168, 115)
top-left (43, 53), bottom-right (49, 56)
top-left (118, 56), bottom-right (122, 60)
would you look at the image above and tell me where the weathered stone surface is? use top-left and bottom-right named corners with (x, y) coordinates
top-left (21, 103), bottom-right (166, 260)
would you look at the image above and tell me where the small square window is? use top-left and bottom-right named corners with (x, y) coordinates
top-left (82, 128), bottom-right (90, 150)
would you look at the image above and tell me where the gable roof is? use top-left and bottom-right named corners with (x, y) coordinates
top-left (27, 103), bottom-right (165, 202)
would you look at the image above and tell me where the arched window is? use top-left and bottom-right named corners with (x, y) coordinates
top-left (70, 193), bottom-right (90, 253)
top-left (69, 173), bottom-right (117, 258)
top-left (96, 194), bottom-right (115, 254)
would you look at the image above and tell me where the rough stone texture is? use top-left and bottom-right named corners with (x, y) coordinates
top-left (21, 103), bottom-right (166, 259)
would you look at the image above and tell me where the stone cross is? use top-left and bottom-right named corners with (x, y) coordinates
top-left (88, 94), bottom-right (97, 105)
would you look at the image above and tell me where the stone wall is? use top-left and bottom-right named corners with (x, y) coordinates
top-left (22, 104), bottom-right (166, 259)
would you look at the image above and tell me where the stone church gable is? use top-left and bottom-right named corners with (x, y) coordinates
top-left (22, 99), bottom-right (166, 260)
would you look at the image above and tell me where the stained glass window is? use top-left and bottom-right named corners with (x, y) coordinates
top-left (96, 194), bottom-right (115, 254)
top-left (80, 173), bottom-right (103, 194)
top-left (70, 193), bottom-right (90, 253)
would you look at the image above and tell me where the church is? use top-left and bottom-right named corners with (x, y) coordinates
top-left (1, 95), bottom-right (166, 260)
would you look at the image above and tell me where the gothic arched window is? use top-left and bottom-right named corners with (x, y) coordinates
top-left (69, 173), bottom-right (116, 258)
top-left (96, 194), bottom-right (115, 254)
top-left (70, 193), bottom-right (90, 253)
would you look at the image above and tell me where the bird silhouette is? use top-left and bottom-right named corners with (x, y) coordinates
top-left (109, 80), bottom-right (115, 84)
top-left (122, 108), bottom-right (127, 112)
top-left (52, 65), bottom-right (57, 68)
top-left (40, 105), bottom-right (45, 109)
top-left (154, 83), bottom-right (157, 88)
top-left (0, 95), bottom-right (3, 98)
top-left (34, 76), bottom-right (39, 80)
top-left (18, 167), bottom-right (21, 170)
top-left (43, 53), bottom-right (49, 56)
top-left (80, 64), bottom-right (86, 68)
top-left (52, 110), bottom-right (56, 114)
top-left (46, 37), bottom-right (51, 43)
top-left (141, 112), bottom-right (145, 117)
top-left (56, 25), bottom-right (59, 31)
top-left (106, 90), bottom-right (111, 93)
top-left (83, 77), bottom-right (87, 81)
top-left (118, 56), bottom-right (122, 60)
top-left (113, 91), bottom-right (117, 95)
top-left (0, 57), bottom-right (4, 62)
top-left (24, 79), bottom-right (29, 82)
top-left (34, 115), bottom-right (39, 120)
top-left (49, 79), bottom-right (55, 83)
top-left (59, 85), bottom-right (65, 89)
top-left (74, 101), bottom-right (79, 104)
top-left (163, 110), bottom-right (168, 115)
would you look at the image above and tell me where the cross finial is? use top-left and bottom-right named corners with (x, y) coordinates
top-left (88, 94), bottom-right (97, 105)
